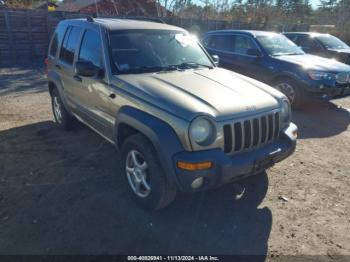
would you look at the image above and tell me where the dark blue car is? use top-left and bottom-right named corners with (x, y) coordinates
top-left (202, 30), bottom-right (350, 108)
top-left (284, 32), bottom-right (350, 65)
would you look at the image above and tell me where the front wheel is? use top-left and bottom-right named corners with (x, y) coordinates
top-left (121, 134), bottom-right (177, 210)
top-left (274, 79), bottom-right (304, 109)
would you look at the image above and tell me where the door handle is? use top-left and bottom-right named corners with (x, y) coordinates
top-left (109, 93), bottom-right (116, 99)
top-left (55, 64), bottom-right (61, 69)
top-left (73, 75), bottom-right (82, 82)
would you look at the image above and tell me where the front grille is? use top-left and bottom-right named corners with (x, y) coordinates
top-left (223, 112), bottom-right (280, 154)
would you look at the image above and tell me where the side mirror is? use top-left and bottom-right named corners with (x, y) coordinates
top-left (247, 48), bottom-right (262, 57)
top-left (212, 55), bottom-right (219, 66)
top-left (75, 60), bottom-right (99, 77)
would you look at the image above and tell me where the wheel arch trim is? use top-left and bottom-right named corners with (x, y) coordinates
top-left (115, 106), bottom-right (185, 189)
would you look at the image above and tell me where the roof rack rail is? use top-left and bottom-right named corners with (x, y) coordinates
top-left (124, 16), bottom-right (166, 24)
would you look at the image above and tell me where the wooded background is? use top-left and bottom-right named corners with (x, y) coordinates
top-left (0, 0), bottom-right (349, 65)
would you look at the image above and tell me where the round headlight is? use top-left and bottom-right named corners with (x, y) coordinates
top-left (189, 117), bottom-right (216, 146)
top-left (281, 100), bottom-right (291, 123)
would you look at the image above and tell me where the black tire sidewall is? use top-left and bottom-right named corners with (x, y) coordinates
top-left (51, 88), bottom-right (74, 130)
top-left (121, 134), bottom-right (175, 210)
top-left (275, 79), bottom-right (304, 109)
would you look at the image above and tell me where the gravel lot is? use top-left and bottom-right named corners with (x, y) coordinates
top-left (0, 66), bottom-right (349, 259)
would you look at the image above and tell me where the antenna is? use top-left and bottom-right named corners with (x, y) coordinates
top-left (87, 16), bottom-right (94, 22)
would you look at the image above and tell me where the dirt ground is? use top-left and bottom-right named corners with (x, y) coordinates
top-left (0, 66), bottom-right (349, 259)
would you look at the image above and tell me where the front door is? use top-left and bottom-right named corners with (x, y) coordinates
top-left (74, 28), bottom-right (116, 141)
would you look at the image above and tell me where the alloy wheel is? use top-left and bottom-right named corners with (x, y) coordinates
top-left (125, 150), bottom-right (151, 198)
top-left (275, 82), bottom-right (296, 104)
top-left (53, 96), bottom-right (63, 124)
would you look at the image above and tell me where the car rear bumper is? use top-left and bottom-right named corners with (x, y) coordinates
top-left (172, 123), bottom-right (297, 192)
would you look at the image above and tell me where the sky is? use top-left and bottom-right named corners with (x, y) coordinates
top-left (310, 0), bottom-right (320, 8)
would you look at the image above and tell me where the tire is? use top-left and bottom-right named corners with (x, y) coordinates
top-left (274, 78), bottom-right (304, 109)
top-left (121, 134), bottom-right (177, 210)
top-left (51, 88), bottom-right (77, 130)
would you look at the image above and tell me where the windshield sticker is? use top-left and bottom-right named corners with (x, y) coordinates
top-left (175, 34), bottom-right (197, 47)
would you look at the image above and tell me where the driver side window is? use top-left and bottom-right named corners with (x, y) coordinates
top-left (78, 29), bottom-right (103, 68)
top-left (232, 35), bottom-right (258, 55)
top-left (299, 36), bottom-right (322, 53)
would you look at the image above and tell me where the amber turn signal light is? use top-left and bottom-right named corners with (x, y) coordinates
top-left (177, 161), bottom-right (213, 171)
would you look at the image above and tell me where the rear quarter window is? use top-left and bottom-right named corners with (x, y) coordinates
top-left (49, 24), bottom-right (66, 57)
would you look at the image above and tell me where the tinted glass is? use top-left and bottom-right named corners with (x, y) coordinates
top-left (299, 36), bottom-right (322, 51)
top-left (109, 30), bottom-right (213, 74)
top-left (316, 35), bottom-right (349, 50)
top-left (79, 30), bottom-right (102, 67)
top-left (232, 35), bottom-right (257, 55)
top-left (285, 34), bottom-right (299, 44)
top-left (59, 26), bottom-right (82, 65)
top-left (49, 24), bottom-right (66, 57)
top-left (205, 35), bottom-right (233, 52)
top-left (257, 34), bottom-right (304, 56)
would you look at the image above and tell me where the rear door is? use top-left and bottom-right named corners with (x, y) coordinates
top-left (202, 34), bottom-right (235, 68)
top-left (56, 25), bottom-right (84, 113)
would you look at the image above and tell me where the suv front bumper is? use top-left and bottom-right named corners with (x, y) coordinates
top-left (304, 81), bottom-right (350, 100)
top-left (172, 123), bottom-right (297, 192)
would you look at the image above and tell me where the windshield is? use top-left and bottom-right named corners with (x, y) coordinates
top-left (316, 35), bottom-right (349, 50)
top-left (256, 34), bottom-right (304, 56)
top-left (109, 30), bottom-right (214, 74)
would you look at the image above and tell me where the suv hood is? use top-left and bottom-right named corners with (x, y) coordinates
top-left (274, 54), bottom-right (350, 71)
top-left (328, 48), bottom-right (350, 54)
top-left (117, 68), bottom-right (282, 121)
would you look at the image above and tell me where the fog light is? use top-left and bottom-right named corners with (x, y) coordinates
top-left (191, 177), bottom-right (204, 189)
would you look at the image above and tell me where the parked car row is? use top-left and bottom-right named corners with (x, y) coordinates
top-left (202, 30), bottom-right (350, 108)
top-left (46, 18), bottom-right (349, 209)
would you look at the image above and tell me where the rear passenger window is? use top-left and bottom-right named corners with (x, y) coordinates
top-left (78, 30), bottom-right (102, 67)
top-left (204, 35), bottom-right (233, 52)
top-left (59, 26), bottom-right (82, 65)
top-left (49, 24), bottom-right (66, 57)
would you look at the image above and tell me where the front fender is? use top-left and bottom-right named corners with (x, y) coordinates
top-left (115, 106), bottom-right (185, 189)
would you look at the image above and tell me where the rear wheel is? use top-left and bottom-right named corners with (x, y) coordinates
top-left (274, 79), bottom-right (304, 109)
top-left (121, 134), bottom-right (177, 210)
top-left (51, 88), bottom-right (77, 130)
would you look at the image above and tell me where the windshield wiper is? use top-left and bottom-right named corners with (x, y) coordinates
top-left (272, 52), bottom-right (303, 56)
top-left (170, 62), bottom-right (214, 69)
top-left (119, 65), bottom-right (179, 74)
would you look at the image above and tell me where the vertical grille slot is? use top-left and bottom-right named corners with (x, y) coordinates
top-left (223, 124), bottom-right (232, 153)
top-left (234, 122), bottom-right (242, 151)
top-left (274, 112), bottom-right (280, 138)
top-left (243, 120), bottom-right (251, 149)
top-left (261, 116), bottom-right (267, 143)
top-left (252, 118), bottom-right (259, 146)
top-left (223, 111), bottom-right (281, 155)
top-left (267, 114), bottom-right (274, 141)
